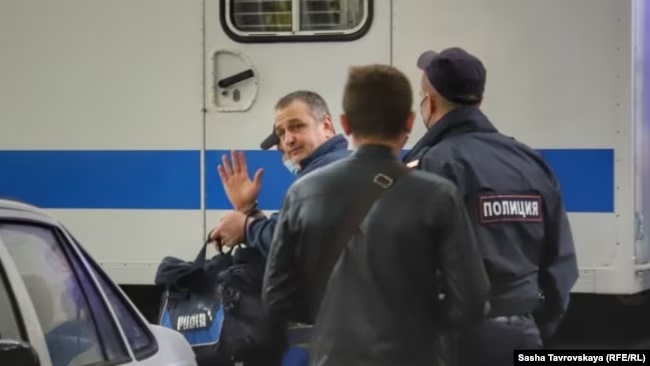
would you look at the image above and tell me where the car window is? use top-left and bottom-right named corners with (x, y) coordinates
top-left (0, 223), bottom-right (129, 366)
top-left (0, 259), bottom-right (23, 341)
top-left (77, 243), bottom-right (157, 360)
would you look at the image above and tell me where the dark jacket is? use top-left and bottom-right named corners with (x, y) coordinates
top-left (263, 144), bottom-right (490, 366)
top-left (403, 106), bottom-right (578, 336)
top-left (245, 134), bottom-right (350, 257)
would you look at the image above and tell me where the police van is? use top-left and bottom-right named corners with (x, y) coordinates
top-left (1, 0), bottom-right (649, 342)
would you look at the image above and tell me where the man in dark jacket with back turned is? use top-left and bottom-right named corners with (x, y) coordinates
top-left (263, 64), bottom-right (490, 366)
top-left (405, 47), bottom-right (579, 366)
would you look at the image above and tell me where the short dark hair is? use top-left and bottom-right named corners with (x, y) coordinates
top-left (274, 90), bottom-right (331, 123)
top-left (342, 65), bottom-right (412, 139)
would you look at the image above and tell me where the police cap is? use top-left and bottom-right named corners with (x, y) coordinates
top-left (417, 47), bottom-right (486, 105)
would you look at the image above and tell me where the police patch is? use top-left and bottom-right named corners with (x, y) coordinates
top-left (478, 194), bottom-right (543, 224)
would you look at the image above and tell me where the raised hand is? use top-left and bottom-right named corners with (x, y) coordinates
top-left (217, 150), bottom-right (263, 212)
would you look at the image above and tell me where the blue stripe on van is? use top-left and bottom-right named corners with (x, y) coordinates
top-left (537, 149), bottom-right (614, 213)
top-left (0, 149), bottom-right (614, 212)
top-left (205, 150), bottom-right (295, 211)
top-left (0, 150), bottom-right (201, 210)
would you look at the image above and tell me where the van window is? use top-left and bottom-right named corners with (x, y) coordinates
top-left (225, 0), bottom-right (372, 42)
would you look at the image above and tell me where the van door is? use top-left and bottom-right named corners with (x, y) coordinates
top-left (203, 0), bottom-right (391, 230)
top-left (0, 1), bottom-right (205, 285)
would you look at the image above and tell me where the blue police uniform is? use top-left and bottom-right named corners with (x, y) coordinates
top-left (406, 48), bottom-right (579, 366)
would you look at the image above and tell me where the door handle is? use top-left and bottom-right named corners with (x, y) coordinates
top-left (218, 69), bottom-right (255, 88)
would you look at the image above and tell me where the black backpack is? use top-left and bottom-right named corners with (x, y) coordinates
top-left (156, 241), bottom-right (286, 366)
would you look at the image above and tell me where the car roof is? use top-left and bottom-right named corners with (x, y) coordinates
top-left (0, 198), bottom-right (59, 226)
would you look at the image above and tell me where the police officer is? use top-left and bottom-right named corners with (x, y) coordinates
top-left (404, 47), bottom-right (579, 366)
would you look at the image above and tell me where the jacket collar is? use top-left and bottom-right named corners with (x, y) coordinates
top-left (299, 134), bottom-right (349, 170)
top-left (353, 143), bottom-right (397, 159)
top-left (404, 106), bottom-right (498, 161)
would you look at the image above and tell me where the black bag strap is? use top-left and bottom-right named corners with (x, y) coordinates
top-left (188, 239), bottom-right (210, 270)
top-left (193, 235), bottom-right (229, 269)
top-left (334, 162), bottom-right (410, 254)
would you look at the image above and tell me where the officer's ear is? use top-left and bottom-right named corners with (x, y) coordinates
top-left (428, 93), bottom-right (440, 116)
top-left (340, 114), bottom-right (352, 137)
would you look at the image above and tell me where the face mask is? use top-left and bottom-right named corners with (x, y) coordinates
top-left (283, 159), bottom-right (300, 176)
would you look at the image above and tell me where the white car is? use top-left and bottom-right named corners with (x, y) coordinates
top-left (0, 198), bottom-right (197, 366)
